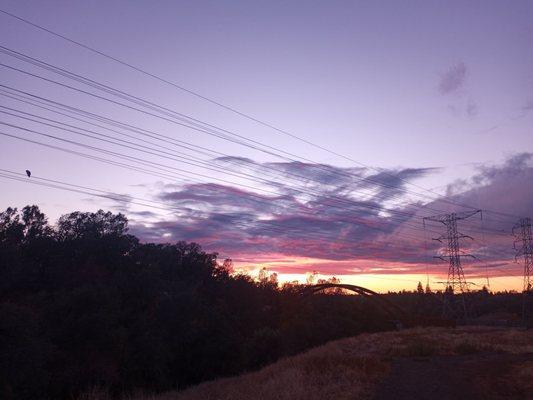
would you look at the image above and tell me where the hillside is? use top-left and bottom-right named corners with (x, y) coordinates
top-left (90, 326), bottom-right (532, 400)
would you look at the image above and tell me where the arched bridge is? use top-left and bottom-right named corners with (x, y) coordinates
top-left (301, 283), bottom-right (407, 323)
top-left (301, 283), bottom-right (455, 328)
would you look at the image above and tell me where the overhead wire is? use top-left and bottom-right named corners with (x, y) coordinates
top-left (0, 167), bottom-right (440, 256)
top-left (0, 122), bottom-right (439, 245)
top-left (0, 76), bottom-right (512, 241)
top-left (0, 18), bottom-right (511, 282)
top-left (0, 114), bottom-right (440, 239)
top-left (0, 15), bottom-right (523, 220)
top-left (0, 69), bottom-right (515, 236)
top-left (0, 48), bottom-right (521, 222)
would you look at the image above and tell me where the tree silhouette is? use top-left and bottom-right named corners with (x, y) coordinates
top-left (0, 205), bottom-right (524, 400)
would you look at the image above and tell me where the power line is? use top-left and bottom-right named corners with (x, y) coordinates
top-left (5, 79), bottom-right (503, 237)
top-left (0, 165), bottom-right (520, 290)
top-left (0, 50), bottom-right (517, 235)
top-left (0, 86), bottom-right (462, 221)
top-left (0, 106), bottom-right (504, 244)
top-left (0, 80), bottom-right (512, 247)
top-left (0, 8), bottom-right (525, 295)
top-left (0, 123), bottom-right (433, 244)
top-left (1, 66), bottom-right (452, 216)
top-left (0, 15), bottom-right (522, 220)
top-left (0, 86), bottom-right (513, 239)
top-left (0, 73), bottom-right (516, 234)
top-left (0, 106), bottom-right (424, 218)
top-left (0, 45), bottom-right (520, 225)
top-left (0, 115), bottom-right (444, 240)
top-left (0, 168), bottom-right (436, 256)
top-left (0, 83), bottom-right (515, 237)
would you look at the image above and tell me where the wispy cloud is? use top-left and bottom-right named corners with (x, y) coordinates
top-left (438, 62), bottom-right (479, 118)
top-left (466, 100), bottom-right (478, 117)
top-left (439, 62), bottom-right (467, 95)
top-left (130, 159), bottom-right (434, 264)
top-left (129, 155), bottom-right (532, 277)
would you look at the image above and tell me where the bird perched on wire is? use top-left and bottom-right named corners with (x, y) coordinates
top-left (26, 169), bottom-right (31, 178)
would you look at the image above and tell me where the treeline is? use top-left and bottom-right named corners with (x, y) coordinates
top-left (385, 287), bottom-right (526, 325)
top-left (0, 206), bottom-right (393, 400)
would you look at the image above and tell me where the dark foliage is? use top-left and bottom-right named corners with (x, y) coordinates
top-left (0, 206), bottom-right (396, 400)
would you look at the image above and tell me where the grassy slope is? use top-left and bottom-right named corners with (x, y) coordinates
top-left (83, 327), bottom-right (533, 400)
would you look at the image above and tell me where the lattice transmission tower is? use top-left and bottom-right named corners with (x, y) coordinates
top-left (513, 217), bottom-right (533, 326)
top-left (513, 217), bottom-right (533, 292)
top-left (423, 210), bottom-right (481, 318)
top-left (424, 210), bottom-right (481, 293)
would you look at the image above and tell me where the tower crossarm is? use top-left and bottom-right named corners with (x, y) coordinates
top-left (434, 254), bottom-right (477, 260)
top-left (423, 209), bottom-right (481, 224)
top-left (432, 233), bottom-right (474, 242)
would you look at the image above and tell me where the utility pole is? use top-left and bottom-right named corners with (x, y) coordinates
top-left (423, 210), bottom-right (481, 319)
top-left (513, 217), bottom-right (533, 326)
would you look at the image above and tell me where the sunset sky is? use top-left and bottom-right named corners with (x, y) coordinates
top-left (1, 0), bottom-right (532, 292)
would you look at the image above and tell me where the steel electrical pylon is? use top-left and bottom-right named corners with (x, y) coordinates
top-left (423, 210), bottom-right (481, 318)
top-left (513, 217), bottom-right (533, 326)
top-left (513, 217), bottom-right (533, 292)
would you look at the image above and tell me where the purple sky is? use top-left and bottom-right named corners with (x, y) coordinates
top-left (1, 1), bottom-right (532, 291)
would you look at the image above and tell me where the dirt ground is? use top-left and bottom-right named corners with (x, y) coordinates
top-left (373, 352), bottom-right (533, 400)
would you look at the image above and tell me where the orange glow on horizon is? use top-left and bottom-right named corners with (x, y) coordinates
top-left (231, 255), bottom-right (524, 293)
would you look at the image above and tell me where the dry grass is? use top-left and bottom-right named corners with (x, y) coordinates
top-left (170, 348), bottom-right (387, 400)
top-left (508, 360), bottom-right (533, 392)
top-left (81, 326), bottom-right (533, 400)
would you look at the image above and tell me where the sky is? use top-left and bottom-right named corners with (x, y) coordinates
top-left (0, 0), bottom-right (532, 292)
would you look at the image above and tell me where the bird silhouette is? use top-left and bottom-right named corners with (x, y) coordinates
top-left (26, 170), bottom-right (31, 178)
